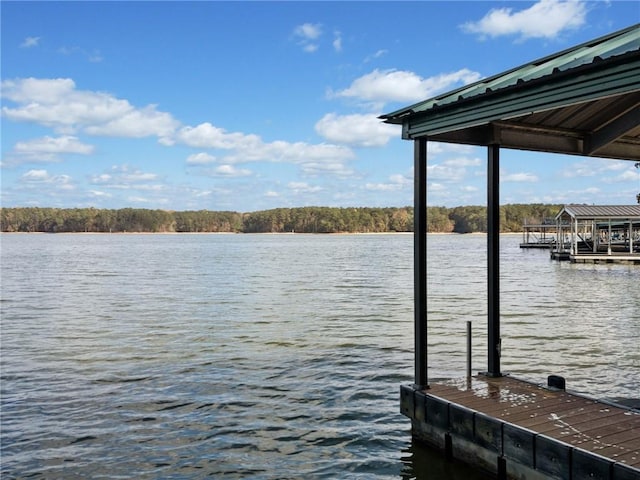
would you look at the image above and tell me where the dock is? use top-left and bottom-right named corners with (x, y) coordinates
top-left (381, 23), bottom-right (640, 480)
top-left (401, 376), bottom-right (640, 479)
top-left (551, 205), bottom-right (640, 264)
top-left (552, 252), bottom-right (640, 265)
top-left (520, 219), bottom-right (559, 249)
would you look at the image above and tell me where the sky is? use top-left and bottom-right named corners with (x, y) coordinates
top-left (2, 1), bottom-right (640, 212)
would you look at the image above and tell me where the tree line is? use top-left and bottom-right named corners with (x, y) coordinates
top-left (1, 204), bottom-right (562, 234)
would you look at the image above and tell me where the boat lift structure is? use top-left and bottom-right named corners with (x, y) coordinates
top-left (520, 217), bottom-right (559, 249)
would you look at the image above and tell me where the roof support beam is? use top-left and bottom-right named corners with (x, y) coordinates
top-left (414, 137), bottom-right (428, 389)
top-left (584, 104), bottom-right (640, 156)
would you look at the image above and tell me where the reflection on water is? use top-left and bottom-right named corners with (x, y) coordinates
top-left (1, 233), bottom-right (637, 478)
top-left (401, 439), bottom-right (493, 480)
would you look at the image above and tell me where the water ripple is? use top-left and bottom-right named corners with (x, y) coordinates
top-left (2, 233), bottom-right (636, 479)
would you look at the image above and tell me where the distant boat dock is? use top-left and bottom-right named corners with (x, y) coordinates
top-left (520, 206), bottom-right (640, 264)
top-left (520, 218), bottom-right (560, 249)
top-left (550, 205), bottom-right (640, 264)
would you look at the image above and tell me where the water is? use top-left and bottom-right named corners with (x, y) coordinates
top-left (1, 233), bottom-right (638, 479)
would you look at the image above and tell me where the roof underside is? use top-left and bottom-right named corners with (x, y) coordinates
top-left (381, 24), bottom-right (640, 161)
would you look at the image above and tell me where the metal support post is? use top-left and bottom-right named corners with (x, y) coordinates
top-left (487, 144), bottom-right (502, 377)
top-left (414, 137), bottom-right (428, 389)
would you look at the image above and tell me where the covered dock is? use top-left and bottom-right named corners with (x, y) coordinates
top-left (381, 23), bottom-right (640, 479)
top-left (552, 205), bottom-right (640, 264)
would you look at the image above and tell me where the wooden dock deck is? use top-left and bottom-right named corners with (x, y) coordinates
top-left (401, 375), bottom-right (640, 479)
top-left (562, 252), bottom-right (640, 265)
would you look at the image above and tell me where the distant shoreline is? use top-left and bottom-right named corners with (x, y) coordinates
top-left (1, 205), bottom-right (562, 234)
top-left (0, 231), bottom-right (524, 235)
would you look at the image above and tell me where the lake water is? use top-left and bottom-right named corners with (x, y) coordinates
top-left (1, 233), bottom-right (638, 479)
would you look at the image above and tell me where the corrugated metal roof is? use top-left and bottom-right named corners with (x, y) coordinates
top-left (382, 24), bottom-right (640, 120)
top-left (380, 24), bottom-right (640, 162)
top-left (558, 204), bottom-right (640, 219)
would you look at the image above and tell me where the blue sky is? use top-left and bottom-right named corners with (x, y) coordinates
top-left (2, 1), bottom-right (639, 212)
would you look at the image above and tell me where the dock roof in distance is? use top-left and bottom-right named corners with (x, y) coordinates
top-left (380, 24), bottom-right (640, 161)
top-left (556, 204), bottom-right (640, 220)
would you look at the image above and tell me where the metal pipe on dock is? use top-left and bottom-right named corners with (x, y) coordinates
top-left (466, 321), bottom-right (472, 379)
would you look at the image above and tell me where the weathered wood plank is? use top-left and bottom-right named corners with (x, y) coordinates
top-left (416, 375), bottom-right (640, 477)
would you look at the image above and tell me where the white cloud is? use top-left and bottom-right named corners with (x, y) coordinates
top-left (600, 161), bottom-right (631, 172)
top-left (175, 121), bottom-right (355, 176)
top-left (601, 164), bottom-right (640, 184)
top-left (258, 141), bottom-right (354, 165)
top-left (332, 68), bottom-right (482, 106)
top-left (1, 77), bottom-right (178, 140)
top-left (615, 169), bottom-right (640, 182)
top-left (3, 77), bottom-right (77, 103)
top-left (84, 105), bottom-right (178, 138)
top-left (4, 135), bottom-right (95, 166)
top-left (461, 0), bottom-right (587, 41)
top-left (21, 169), bottom-right (50, 181)
top-left (315, 113), bottom-right (399, 147)
top-left (89, 190), bottom-right (112, 198)
top-left (365, 172), bottom-right (412, 192)
top-left (89, 165), bottom-right (160, 188)
top-left (442, 157), bottom-right (482, 168)
top-left (2, 77), bottom-right (358, 182)
top-left (501, 171), bottom-right (539, 182)
top-left (175, 122), bottom-right (261, 150)
top-left (333, 31), bottom-right (343, 52)
top-left (127, 195), bottom-right (168, 205)
top-left (294, 23), bottom-right (322, 40)
top-left (58, 45), bottom-right (104, 63)
top-left (364, 49), bottom-right (388, 63)
top-left (88, 51), bottom-right (104, 63)
top-left (562, 160), bottom-right (596, 178)
top-left (299, 160), bottom-right (355, 178)
top-left (288, 182), bottom-right (322, 194)
top-left (561, 158), bottom-right (635, 179)
top-left (427, 163), bottom-right (468, 182)
top-left (303, 44), bottom-right (319, 53)
top-left (122, 172), bottom-right (158, 182)
top-left (92, 173), bottom-right (112, 183)
top-left (186, 152), bottom-right (217, 165)
top-left (389, 173), bottom-right (411, 185)
top-left (21, 36), bottom-right (41, 48)
top-left (210, 165), bottom-right (252, 177)
top-left (428, 183), bottom-right (447, 192)
top-left (365, 182), bottom-right (399, 192)
top-left (293, 23), bottom-right (322, 52)
top-left (138, 185), bottom-right (168, 192)
top-left (20, 169), bottom-right (74, 190)
top-left (14, 135), bottom-right (94, 155)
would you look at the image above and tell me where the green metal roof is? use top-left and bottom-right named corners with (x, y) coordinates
top-left (380, 24), bottom-right (640, 161)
